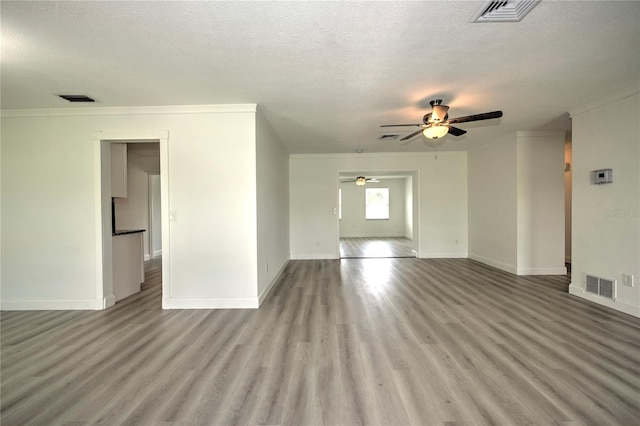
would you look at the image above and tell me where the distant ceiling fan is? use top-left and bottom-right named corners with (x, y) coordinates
top-left (381, 99), bottom-right (503, 141)
top-left (342, 176), bottom-right (379, 186)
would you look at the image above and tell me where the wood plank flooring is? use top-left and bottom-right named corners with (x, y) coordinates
top-left (340, 237), bottom-right (415, 258)
top-left (2, 257), bottom-right (640, 425)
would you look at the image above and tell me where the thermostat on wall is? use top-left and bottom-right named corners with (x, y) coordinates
top-left (592, 168), bottom-right (613, 185)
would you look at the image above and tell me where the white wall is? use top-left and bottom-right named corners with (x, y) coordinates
top-left (1, 105), bottom-right (265, 310)
top-left (290, 153), bottom-right (467, 259)
top-left (405, 176), bottom-right (414, 240)
top-left (468, 131), bottom-right (566, 275)
top-left (114, 151), bottom-right (151, 258)
top-left (339, 178), bottom-right (406, 238)
top-left (1, 115), bottom-right (98, 308)
top-left (468, 134), bottom-right (518, 272)
top-left (569, 87), bottom-right (640, 318)
top-left (256, 108), bottom-right (290, 303)
top-left (516, 131), bottom-right (566, 275)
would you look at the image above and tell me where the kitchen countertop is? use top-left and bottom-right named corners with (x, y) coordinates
top-left (113, 229), bottom-right (145, 236)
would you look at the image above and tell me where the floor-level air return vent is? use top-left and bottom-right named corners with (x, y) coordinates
top-left (585, 274), bottom-right (616, 300)
top-left (471, 0), bottom-right (540, 22)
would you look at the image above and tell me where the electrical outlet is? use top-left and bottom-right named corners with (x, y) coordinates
top-left (265, 263), bottom-right (269, 273)
top-left (622, 274), bottom-right (634, 287)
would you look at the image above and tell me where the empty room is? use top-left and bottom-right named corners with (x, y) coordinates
top-left (1, 1), bottom-right (639, 425)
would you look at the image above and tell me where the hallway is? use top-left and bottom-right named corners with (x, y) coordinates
top-left (339, 237), bottom-right (415, 258)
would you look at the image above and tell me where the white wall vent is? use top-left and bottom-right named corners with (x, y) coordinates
top-left (471, 0), bottom-right (541, 23)
top-left (585, 274), bottom-right (616, 300)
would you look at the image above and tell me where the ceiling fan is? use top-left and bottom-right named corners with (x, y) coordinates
top-left (342, 176), bottom-right (379, 186)
top-left (381, 99), bottom-right (503, 141)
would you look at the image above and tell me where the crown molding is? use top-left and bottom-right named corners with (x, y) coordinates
top-left (516, 130), bottom-right (567, 138)
top-left (289, 151), bottom-right (467, 159)
top-left (0, 104), bottom-right (257, 118)
top-left (568, 84), bottom-right (640, 117)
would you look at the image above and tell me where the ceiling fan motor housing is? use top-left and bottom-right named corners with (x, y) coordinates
top-left (432, 105), bottom-right (449, 123)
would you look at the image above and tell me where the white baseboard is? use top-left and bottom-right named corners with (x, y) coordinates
top-left (258, 260), bottom-right (289, 306)
top-left (419, 252), bottom-right (468, 259)
top-left (163, 297), bottom-right (259, 309)
top-left (569, 284), bottom-right (640, 318)
top-left (340, 233), bottom-right (406, 238)
top-left (1, 298), bottom-right (96, 311)
top-left (105, 294), bottom-right (116, 309)
top-left (94, 294), bottom-right (116, 310)
top-left (290, 254), bottom-right (338, 260)
top-left (153, 249), bottom-right (162, 257)
top-left (517, 266), bottom-right (568, 275)
top-left (144, 254), bottom-right (151, 261)
top-left (469, 253), bottom-right (517, 274)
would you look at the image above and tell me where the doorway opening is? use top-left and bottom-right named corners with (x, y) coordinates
top-left (565, 135), bottom-right (572, 277)
top-left (96, 132), bottom-right (169, 310)
top-left (338, 171), bottom-right (418, 259)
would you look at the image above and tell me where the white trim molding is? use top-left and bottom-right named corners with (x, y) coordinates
top-left (291, 151), bottom-right (467, 160)
top-left (94, 294), bottom-right (116, 310)
top-left (419, 252), bottom-right (468, 259)
top-left (1, 104), bottom-right (258, 118)
top-left (291, 254), bottom-right (339, 260)
top-left (1, 299), bottom-right (96, 311)
top-left (570, 284), bottom-right (640, 318)
top-left (568, 84), bottom-right (639, 117)
top-left (259, 260), bottom-right (289, 306)
top-left (516, 266), bottom-right (568, 276)
top-left (163, 297), bottom-right (259, 309)
top-left (468, 253), bottom-right (518, 275)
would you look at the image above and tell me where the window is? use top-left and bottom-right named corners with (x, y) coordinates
top-left (365, 188), bottom-right (389, 220)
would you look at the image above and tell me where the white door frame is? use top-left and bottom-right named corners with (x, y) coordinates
top-left (93, 130), bottom-right (170, 310)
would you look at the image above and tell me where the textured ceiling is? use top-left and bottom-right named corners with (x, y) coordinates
top-left (2, 1), bottom-right (639, 153)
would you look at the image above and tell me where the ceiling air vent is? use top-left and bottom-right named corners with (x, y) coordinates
top-left (471, 0), bottom-right (540, 22)
top-left (378, 134), bottom-right (400, 141)
top-left (58, 95), bottom-right (96, 102)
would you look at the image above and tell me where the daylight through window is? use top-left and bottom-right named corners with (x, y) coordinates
top-left (365, 187), bottom-right (389, 220)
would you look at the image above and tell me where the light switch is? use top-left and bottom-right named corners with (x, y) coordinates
top-left (622, 274), bottom-right (634, 287)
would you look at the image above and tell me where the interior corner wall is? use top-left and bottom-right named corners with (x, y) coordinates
top-left (290, 152), bottom-right (467, 260)
top-left (569, 89), bottom-right (640, 318)
top-left (468, 134), bottom-right (518, 273)
top-left (256, 109), bottom-right (290, 304)
top-left (1, 106), bottom-right (260, 310)
top-left (339, 178), bottom-right (406, 238)
top-left (516, 131), bottom-right (567, 275)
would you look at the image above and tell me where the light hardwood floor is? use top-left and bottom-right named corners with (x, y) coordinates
top-left (340, 237), bottom-right (415, 258)
top-left (2, 257), bottom-right (639, 425)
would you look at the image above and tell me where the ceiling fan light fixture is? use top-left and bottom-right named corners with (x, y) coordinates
top-left (423, 125), bottom-right (449, 139)
top-left (432, 105), bottom-right (449, 122)
top-left (355, 176), bottom-right (366, 186)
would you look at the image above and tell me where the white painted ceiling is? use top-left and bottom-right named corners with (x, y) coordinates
top-left (2, 1), bottom-right (639, 153)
